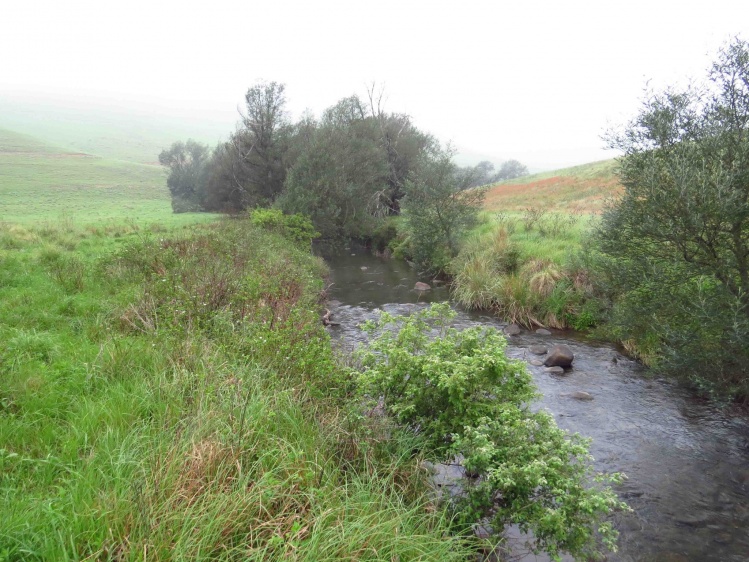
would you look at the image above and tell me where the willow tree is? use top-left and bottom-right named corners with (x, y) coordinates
top-left (594, 38), bottom-right (749, 400)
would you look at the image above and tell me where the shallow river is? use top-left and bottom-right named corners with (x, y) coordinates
top-left (323, 248), bottom-right (749, 562)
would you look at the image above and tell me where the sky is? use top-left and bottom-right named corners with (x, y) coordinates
top-left (2, 0), bottom-right (748, 170)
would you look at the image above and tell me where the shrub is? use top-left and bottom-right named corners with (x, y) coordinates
top-left (353, 303), bottom-right (628, 559)
top-left (250, 208), bottom-right (319, 248)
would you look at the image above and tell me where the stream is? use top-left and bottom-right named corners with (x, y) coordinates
top-left (323, 248), bottom-right (749, 561)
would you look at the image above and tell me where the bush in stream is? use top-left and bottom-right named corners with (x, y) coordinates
top-left (354, 303), bottom-right (628, 560)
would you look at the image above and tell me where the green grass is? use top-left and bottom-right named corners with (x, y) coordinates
top-left (0, 219), bottom-right (474, 561)
top-left (0, 128), bottom-right (212, 225)
top-left (497, 159), bottom-right (618, 186)
top-left (451, 205), bottom-right (600, 329)
top-left (451, 159), bottom-right (619, 327)
top-left (0, 96), bottom-right (230, 164)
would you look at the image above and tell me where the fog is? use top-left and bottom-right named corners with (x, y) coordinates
top-left (2, 0), bottom-right (747, 170)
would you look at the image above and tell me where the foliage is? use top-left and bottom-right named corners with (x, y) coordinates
top-left (205, 81), bottom-right (292, 211)
top-left (279, 102), bottom-right (388, 239)
top-left (353, 303), bottom-right (628, 560)
top-left (493, 158), bottom-right (529, 181)
top-left (356, 303), bottom-right (534, 453)
top-left (401, 146), bottom-right (487, 272)
top-left (158, 139), bottom-right (212, 212)
top-left (449, 222), bottom-right (594, 329)
top-left (249, 207), bottom-right (319, 248)
top-left (454, 414), bottom-right (625, 560)
top-left (156, 85), bottom-right (441, 241)
top-left (279, 93), bottom-right (435, 241)
top-left (593, 38), bottom-right (749, 400)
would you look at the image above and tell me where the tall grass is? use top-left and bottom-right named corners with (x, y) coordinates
top-left (0, 219), bottom-right (473, 561)
top-left (451, 211), bottom-right (598, 329)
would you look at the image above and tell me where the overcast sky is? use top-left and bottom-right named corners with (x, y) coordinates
top-left (2, 0), bottom-right (748, 170)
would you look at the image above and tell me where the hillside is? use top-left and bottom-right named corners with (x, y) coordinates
top-left (483, 158), bottom-right (621, 213)
top-left (0, 128), bottom-right (174, 223)
top-left (0, 95), bottom-right (232, 164)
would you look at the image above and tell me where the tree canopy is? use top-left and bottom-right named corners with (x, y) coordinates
top-left (593, 38), bottom-right (749, 400)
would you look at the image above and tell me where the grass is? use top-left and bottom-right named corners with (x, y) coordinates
top-left (0, 117), bottom-right (470, 558)
top-left (0, 128), bottom-right (212, 225)
top-left (451, 161), bottom-right (612, 329)
top-left (0, 95), bottom-right (230, 164)
top-left (0, 219), bottom-right (474, 561)
top-left (483, 159), bottom-right (620, 213)
top-left (448, 159), bottom-right (624, 327)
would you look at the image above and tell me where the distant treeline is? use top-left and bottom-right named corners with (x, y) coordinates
top-left (158, 82), bottom-right (527, 241)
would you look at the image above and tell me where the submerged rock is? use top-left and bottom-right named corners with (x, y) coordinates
top-left (504, 323), bottom-right (521, 336)
top-left (529, 345), bottom-right (548, 355)
top-left (545, 366), bottom-right (565, 375)
top-left (536, 328), bottom-right (552, 336)
top-left (544, 345), bottom-right (574, 368)
top-left (414, 281), bottom-right (431, 291)
top-left (529, 359), bottom-right (544, 366)
top-left (569, 391), bottom-right (594, 401)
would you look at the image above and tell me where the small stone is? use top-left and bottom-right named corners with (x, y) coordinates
top-left (360, 266), bottom-right (368, 270)
top-left (504, 323), bottom-right (521, 336)
top-left (414, 281), bottom-right (431, 291)
top-left (545, 366), bottom-right (565, 375)
top-left (529, 345), bottom-right (548, 355)
top-left (529, 359), bottom-right (544, 366)
top-left (536, 328), bottom-right (552, 336)
top-left (570, 391), bottom-right (594, 401)
top-left (544, 345), bottom-right (574, 368)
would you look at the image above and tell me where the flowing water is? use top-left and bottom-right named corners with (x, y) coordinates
top-left (323, 248), bottom-right (749, 561)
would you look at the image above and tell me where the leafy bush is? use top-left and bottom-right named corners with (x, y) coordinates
top-left (250, 208), bottom-right (319, 248)
top-left (354, 303), bottom-right (628, 559)
top-left (369, 218), bottom-right (399, 254)
top-left (356, 303), bottom-right (534, 453)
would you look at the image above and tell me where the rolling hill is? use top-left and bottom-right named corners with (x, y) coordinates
top-left (483, 159), bottom-right (621, 213)
top-left (0, 128), bottom-right (173, 223)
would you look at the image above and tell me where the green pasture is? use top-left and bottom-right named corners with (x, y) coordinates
top-left (0, 128), bottom-right (209, 226)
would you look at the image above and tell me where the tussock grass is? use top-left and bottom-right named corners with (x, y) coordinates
top-left (451, 211), bottom-right (598, 329)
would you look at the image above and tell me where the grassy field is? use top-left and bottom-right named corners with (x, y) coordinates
top-left (0, 128), bottom-right (207, 225)
top-left (0, 113), bottom-right (627, 559)
top-left (0, 95), bottom-right (231, 164)
top-left (483, 159), bottom-right (620, 213)
top-left (0, 219), bottom-right (473, 560)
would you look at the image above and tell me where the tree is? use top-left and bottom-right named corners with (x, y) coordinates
top-left (240, 81), bottom-right (290, 203)
top-left (402, 145), bottom-right (487, 272)
top-left (158, 140), bottom-right (211, 212)
top-left (279, 97), bottom-right (389, 240)
top-left (593, 38), bottom-right (749, 400)
top-left (493, 159), bottom-right (529, 181)
top-left (365, 85), bottom-right (436, 214)
top-left (201, 81), bottom-right (291, 211)
top-left (456, 160), bottom-right (496, 189)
